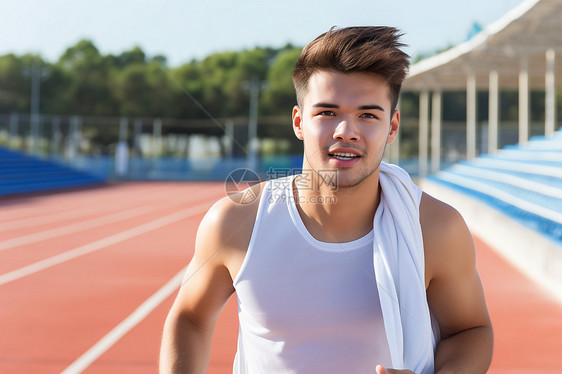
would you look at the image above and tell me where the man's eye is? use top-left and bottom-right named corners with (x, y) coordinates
top-left (360, 113), bottom-right (376, 119)
top-left (318, 111), bottom-right (335, 116)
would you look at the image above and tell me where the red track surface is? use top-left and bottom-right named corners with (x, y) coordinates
top-left (1, 183), bottom-right (561, 373)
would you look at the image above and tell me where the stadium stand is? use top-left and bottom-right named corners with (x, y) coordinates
top-left (0, 147), bottom-right (105, 196)
top-left (421, 128), bottom-right (562, 303)
top-left (427, 128), bottom-right (562, 245)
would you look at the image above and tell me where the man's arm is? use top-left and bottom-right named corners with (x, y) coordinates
top-left (422, 192), bottom-right (494, 374)
top-left (159, 193), bottom-right (258, 373)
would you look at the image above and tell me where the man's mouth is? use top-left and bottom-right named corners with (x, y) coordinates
top-left (329, 152), bottom-right (360, 161)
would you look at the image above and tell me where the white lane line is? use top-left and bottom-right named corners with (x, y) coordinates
top-left (0, 206), bottom-right (92, 232)
top-left (0, 187), bottom-right (202, 232)
top-left (61, 267), bottom-right (186, 374)
top-left (0, 205), bottom-right (155, 252)
top-left (0, 203), bottom-right (147, 233)
top-left (0, 188), bottom-right (222, 250)
top-left (0, 201), bottom-right (212, 286)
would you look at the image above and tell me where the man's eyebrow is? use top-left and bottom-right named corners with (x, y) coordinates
top-left (358, 105), bottom-right (385, 112)
top-left (312, 103), bottom-right (385, 112)
top-left (312, 103), bottom-right (339, 108)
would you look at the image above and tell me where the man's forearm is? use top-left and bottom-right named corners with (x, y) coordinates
top-left (434, 325), bottom-right (493, 374)
top-left (159, 313), bottom-right (214, 374)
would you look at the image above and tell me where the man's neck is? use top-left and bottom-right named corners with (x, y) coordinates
top-left (293, 170), bottom-right (381, 243)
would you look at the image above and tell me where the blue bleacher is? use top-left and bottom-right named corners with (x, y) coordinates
top-left (428, 128), bottom-right (562, 245)
top-left (0, 147), bottom-right (106, 196)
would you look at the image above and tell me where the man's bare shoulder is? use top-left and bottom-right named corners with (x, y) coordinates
top-left (420, 192), bottom-right (476, 284)
top-left (419, 192), bottom-right (467, 239)
top-left (205, 181), bottom-right (265, 227)
top-left (195, 182), bottom-right (266, 274)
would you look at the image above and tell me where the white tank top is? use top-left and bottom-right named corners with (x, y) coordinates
top-left (232, 176), bottom-right (392, 373)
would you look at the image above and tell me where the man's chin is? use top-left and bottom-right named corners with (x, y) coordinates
top-left (322, 173), bottom-right (364, 189)
top-left (329, 167), bottom-right (379, 190)
top-left (332, 179), bottom-right (364, 189)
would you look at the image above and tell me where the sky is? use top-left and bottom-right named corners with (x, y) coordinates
top-left (0, 0), bottom-right (527, 67)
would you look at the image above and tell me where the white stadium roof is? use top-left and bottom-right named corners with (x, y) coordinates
top-left (403, 0), bottom-right (562, 91)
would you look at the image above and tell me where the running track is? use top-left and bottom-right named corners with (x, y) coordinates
top-left (1, 183), bottom-right (561, 373)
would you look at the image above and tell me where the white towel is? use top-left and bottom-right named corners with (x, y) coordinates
top-left (373, 162), bottom-right (436, 374)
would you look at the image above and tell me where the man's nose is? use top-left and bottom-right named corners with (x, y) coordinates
top-left (333, 119), bottom-right (360, 142)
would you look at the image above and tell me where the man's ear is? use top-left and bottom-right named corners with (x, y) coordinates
top-left (292, 106), bottom-right (304, 140)
top-left (386, 109), bottom-right (400, 144)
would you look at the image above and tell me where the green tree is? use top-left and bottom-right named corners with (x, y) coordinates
top-left (170, 47), bottom-right (271, 120)
top-left (111, 58), bottom-right (174, 117)
top-left (0, 54), bottom-right (31, 113)
top-left (169, 60), bottom-right (206, 119)
top-left (0, 42), bottom-right (314, 123)
top-left (225, 47), bottom-right (269, 117)
top-left (113, 63), bottom-right (152, 116)
top-left (56, 39), bottom-right (117, 115)
top-left (262, 47), bottom-right (301, 115)
top-left (115, 46), bottom-right (146, 68)
top-left (41, 62), bottom-right (70, 115)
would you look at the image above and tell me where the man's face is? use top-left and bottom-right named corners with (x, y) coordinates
top-left (292, 70), bottom-right (399, 189)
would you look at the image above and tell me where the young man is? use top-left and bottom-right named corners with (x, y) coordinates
top-left (160, 26), bottom-right (493, 373)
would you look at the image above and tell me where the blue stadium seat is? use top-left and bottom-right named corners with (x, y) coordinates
top-left (0, 147), bottom-right (106, 196)
top-left (428, 128), bottom-right (562, 245)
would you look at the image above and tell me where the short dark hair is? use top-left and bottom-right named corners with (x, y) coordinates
top-left (292, 26), bottom-right (410, 111)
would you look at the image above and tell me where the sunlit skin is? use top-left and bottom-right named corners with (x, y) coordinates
top-left (293, 70), bottom-right (399, 189)
top-left (161, 69), bottom-right (492, 374)
top-left (291, 70), bottom-right (400, 243)
top-left (291, 71), bottom-right (416, 372)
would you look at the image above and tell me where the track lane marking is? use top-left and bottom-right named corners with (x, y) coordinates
top-left (0, 206), bottom-right (155, 251)
top-left (0, 183), bottom-right (206, 225)
top-left (0, 192), bottom-right (185, 232)
top-left (0, 206), bottom-right (94, 232)
top-left (0, 188), bottom-right (222, 250)
top-left (0, 200), bottom-right (214, 285)
top-left (61, 267), bottom-right (186, 374)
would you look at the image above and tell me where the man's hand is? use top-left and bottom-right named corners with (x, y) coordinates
top-left (376, 365), bottom-right (415, 374)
